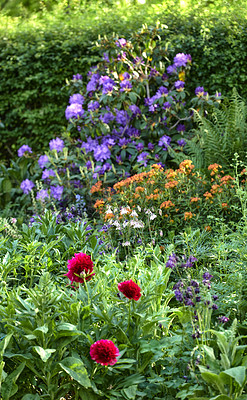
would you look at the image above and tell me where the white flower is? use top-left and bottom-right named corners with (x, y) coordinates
top-left (159, 209), bottom-right (162, 216)
top-left (150, 213), bottom-right (157, 220)
top-left (130, 210), bottom-right (138, 217)
top-left (123, 221), bottom-right (129, 228)
top-left (122, 241), bottom-right (131, 246)
top-left (120, 206), bottom-right (131, 215)
top-left (137, 206), bottom-right (142, 212)
top-left (160, 230), bottom-right (163, 237)
top-left (130, 220), bottom-right (144, 228)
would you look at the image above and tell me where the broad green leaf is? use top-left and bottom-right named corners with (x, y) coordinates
top-left (0, 334), bottom-right (13, 356)
top-left (220, 366), bottom-right (246, 387)
top-left (202, 345), bottom-right (216, 361)
top-left (1, 362), bottom-right (26, 400)
top-left (21, 395), bottom-right (41, 400)
top-left (33, 325), bottom-right (48, 334)
top-left (210, 396), bottom-right (232, 400)
top-left (122, 385), bottom-right (137, 399)
top-left (59, 356), bottom-right (91, 388)
top-left (33, 346), bottom-right (56, 362)
top-left (198, 367), bottom-right (226, 394)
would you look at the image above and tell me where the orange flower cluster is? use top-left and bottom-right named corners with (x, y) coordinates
top-left (146, 193), bottom-right (160, 200)
top-left (184, 211), bottom-right (193, 220)
top-left (190, 197), bottom-right (201, 203)
top-left (165, 180), bottom-right (179, 189)
top-left (220, 175), bottom-right (235, 184)
top-left (90, 180), bottom-right (103, 194)
top-left (208, 163), bottom-right (222, 176)
top-left (94, 199), bottom-right (105, 209)
top-left (113, 165), bottom-right (162, 191)
top-left (160, 200), bottom-right (175, 209)
top-left (203, 191), bottom-right (213, 200)
top-left (179, 160), bottom-right (195, 174)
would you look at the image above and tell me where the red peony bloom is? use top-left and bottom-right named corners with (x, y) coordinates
top-left (118, 279), bottom-right (141, 301)
top-left (65, 253), bottom-right (95, 283)
top-left (90, 339), bottom-right (120, 366)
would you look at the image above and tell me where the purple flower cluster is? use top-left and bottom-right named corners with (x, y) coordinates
top-left (20, 179), bottom-right (34, 194)
top-left (18, 145), bottom-right (32, 157)
top-left (158, 135), bottom-right (171, 150)
top-left (65, 103), bottom-right (84, 120)
top-left (166, 253), bottom-right (197, 270)
top-left (49, 138), bottom-right (64, 152)
top-left (69, 94), bottom-right (84, 105)
top-left (38, 155), bottom-right (49, 169)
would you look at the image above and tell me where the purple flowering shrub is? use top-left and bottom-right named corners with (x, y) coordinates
top-left (64, 25), bottom-right (222, 180)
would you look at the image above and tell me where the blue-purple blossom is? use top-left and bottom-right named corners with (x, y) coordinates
top-left (118, 138), bottom-right (129, 148)
top-left (195, 86), bottom-right (205, 96)
top-left (218, 316), bottom-right (229, 324)
top-left (175, 81), bottom-right (185, 91)
top-left (65, 103), bottom-right (84, 120)
top-left (137, 152), bottom-right (149, 167)
top-left (166, 253), bottom-right (178, 269)
top-left (136, 142), bottom-right (144, 151)
top-left (42, 169), bottom-right (56, 180)
top-left (158, 135), bottom-right (171, 150)
top-left (115, 110), bottom-right (129, 126)
top-left (100, 112), bottom-right (115, 124)
top-left (173, 53), bottom-right (191, 67)
top-left (69, 94), bottom-right (84, 105)
top-left (86, 73), bottom-right (100, 92)
top-left (116, 155), bottom-right (122, 164)
top-left (163, 102), bottom-right (171, 110)
top-left (120, 80), bottom-right (132, 92)
top-left (177, 124), bottom-right (186, 132)
top-left (94, 144), bottom-right (111, 162)
top-left (88, 101), bottom-right (100, 112)
top-left (123, 72), bottom-right (130, 79)
top-left (149, 67), bottom-right (159, 77)
top-left (20, 179), bottom-right (34, 194)
top-left (203, 272), bottom-right (213, 280)
top-left (86, 161), bottom-right (92, 169)
top-left (36, 189), bottom-right (49, 200)
top-left (116, 38), bottom-right (127, 47)
top-left (38, 155), bottom-right (49, 169)
top-left (148, 142), bottom-right (154, 150)
top-left (162, 73), bottom-right (169, 81)
top-left (177, 139), bottom-right (186, 147)
top-left (49, 138), bottom-right (64, 152)
top-left (50, 185), bottom-right (64, 200)
top-left (73, 74), bottom-right (82, 80)
top-left (167, 65), bottom-right (177, 74)
top-left (129, 104), bottom-right (141, 116)
top-left (103, 52), bottom-right (110, 62)
top-left (81, 137), bottom-right (98, 152)
top-left (18, 145), bottom-right (32, 157)
top-left (157, 86), bottom-right (169, 96)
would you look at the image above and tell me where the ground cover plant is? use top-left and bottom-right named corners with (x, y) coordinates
top-left (2, 9), bottom-right (247, 398)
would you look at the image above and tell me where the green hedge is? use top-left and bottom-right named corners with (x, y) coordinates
top-left (0, 10), bottom-right (247, 159)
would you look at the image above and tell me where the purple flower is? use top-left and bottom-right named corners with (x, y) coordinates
top-left (69, 94), bottom-right (84, 105)
top-left (136, 142), bottom-right (144, 151)
top-left (174, 289), bottom-right (183, 302)
top-left (94, 144), bottom-right (111, 162)
top-left (213, 295), bottom-right (218, 301)
top-left (177, 139), bottom-right (186, 147)
top-left (195, 86), bottom-right (205, 96)
top-left (173, 53), bottom-right (191, 67)
top-left (167, 65), bottom-right (177, 74)
top-left (163, 102), bottom-right (171, 110)
top-left (120, 80), bottom-right (132, 92)
top-left (162, 73), bottom-right (169, 81)
top-left (86, 73), bottom-right (100, 92)
top-left (137, 152), bottom-right (149, 167)
top-left (115, 110), bottom-right (129, 126)
top-left (42, 169), bottom-right (56, 180)
top-left (20, 179), bottom-right (34, 194)
top-left (65, 103), bottom-right (84, 120)
top-left (86, 161), bottom-right (92, 169)
top-left (50, 185), bottom-right (64, 200)
top-left (148, 142), bottom-right (154, 150)
top-left (129, 104), bottom-right (141, 116)
top-left (103, 52), bottom-right (110, 62)
top-left (203, 272), bottom-right (213, 280)
top-left (212, 304), bottom-right (218, 310)
top-left (38, 155), bottom-right (49, 169)
top-left (81, 137), bottom-right (98, 152)
top-left (149, 67), bottom-right (159, 77)
top-left (116, 155), bottom-right (122, 164)
top-left (118, 138), bottom-right (129, 148)
top-left (73, 74), bottom-right (82, 80)
top-left (100, 112), bottom-right (115, 124)
top-left (49, 138), bottom-right (64, 152)
top-left (18, 145), bottom-right (32, 157)
top-left (88, 101), bottom-right (100, 112)
top-left (218, 316), bottom-right (229, 324)
top-left (102, 82), bottom-right (114, 95)
top-left (166, 253), bottom-right (178, 269)
top-left (157, 86), bottom-right (169, 96)
top-left (177, 124), bottom-right (186, 132)
top-left (116, 38), bottom-right (127, 47)
top-left (158, 135), bottom-right (171, 150)
top-left (123, 72), bottom-right (130, 79)
top-left (36, 189), bottom-right (49, 200)
top-left (174, 81), bottom-right (185, 91)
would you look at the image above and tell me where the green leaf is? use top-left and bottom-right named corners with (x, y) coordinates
top-left (1, 362), bottom-right (26, 400)
top-left (122, 385), bottom-right (137, 399)
top-left (33, 346), bottom-right (56, 362)
top-left (198, 367), bottom-right (226, 394)
top-left (210, 396), bottom-right (232, 400)
top-left (21, 395), bottom-right (41, 400)
top-left (220, 366), bottom-right (246, 387)
top-left (59, 357), bottom-right (91, 388)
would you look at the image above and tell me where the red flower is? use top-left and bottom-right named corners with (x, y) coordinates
top-left (90, 340), bottom-right (120, 366)
top-left (65, 253), bottom-right (94, 283)
top-left (118, 280), bottom-right (141, 301)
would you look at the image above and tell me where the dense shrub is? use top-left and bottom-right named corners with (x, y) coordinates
top-left (1, 10), bottom-right (247, 159)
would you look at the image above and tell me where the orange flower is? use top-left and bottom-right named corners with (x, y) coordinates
top-left (204, 225), bottom-right (211, 232)
top-left (203, 191), bottom-right (213, 200)
top-left (165, 180), bottom-right (179, 189)
top-left (184, 211), bottom-right (193, 220)
top-left (90, 180), bottom-right (102, 194)
top-left (160, 200), bottom-right (175, 209)
top-left (179, 160), bottom-right (194, 174)
top-left (146, 194), bottom-right (159, 200)
top-left (190, 197), bottom-right (201, 203)
top-left (105, 212), bottom-right (114, 220)
top-left (221, 203), bottom-right (228, 208)
top-left (135, 186), bottom-right (145, 193)
top-left (94, 199), bottom-right (105, 209)
top-left (208, 163), bottom-right (222, 176)
top-left (220, 175), bottom-right (235, 184)
top-left (210, 184), bottom-right (220, 194)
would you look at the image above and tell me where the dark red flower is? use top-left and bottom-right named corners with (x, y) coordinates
top-left (90, 339), bottom-right (120, 366)
top-left (65, 253), bottom-right (94, 283)
top-left (118, 279), bottom-right (141, 301)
